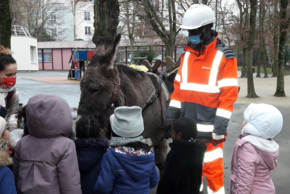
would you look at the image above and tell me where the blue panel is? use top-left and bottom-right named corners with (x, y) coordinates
top-left (79, 51), bottom-right (88, 60)
top-left (74, 51), bottom-right (78, 60)
top-left (75, 70), bottom-right (78, 79)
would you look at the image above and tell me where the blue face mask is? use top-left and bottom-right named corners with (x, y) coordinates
top-left (189, 35), bottom-right (201, 44)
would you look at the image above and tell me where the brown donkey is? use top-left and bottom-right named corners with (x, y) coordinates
top-left (77, 34), bottom-right (170, 172)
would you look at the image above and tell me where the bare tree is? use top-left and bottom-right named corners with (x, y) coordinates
top-left (236, 0), bottom-right (249, 78)
top-left (140, 0), bottom-right (180, 66)
top-left (10, 0), bottom-right (69, 41)
top-left (119, 0), bottom-right (138, 57)
top-left (0, 0), bottom-right (12, 48)
top-left (92, 0), bottom-right (120, 48)
top-left (10, 0), bottom-right (26, 27)
top-left (260, 0), bottom-right (269, 78)
top-left (272, 0), bottom-right (279, 77)
top-left (235, 0), bottom-right (258, 97)
top-left (245, 0), bottom-right (258, 98)
top-left (274, 0), bottom-right (290, 97)
top-left (219, 0), bottom-right (236, 47)
top-left (256, 0), bottom-right (263, 78)
top-left (176, 0), bottom-right (200, 12)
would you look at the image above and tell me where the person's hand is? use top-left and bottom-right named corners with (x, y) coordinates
top-left (211, 132), bottom-right (228, 146)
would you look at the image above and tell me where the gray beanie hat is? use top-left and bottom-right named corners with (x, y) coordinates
top-left (111, 106), bottom-right (144, 138)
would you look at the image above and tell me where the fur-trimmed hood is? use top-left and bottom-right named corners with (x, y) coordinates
top-left (0, 139), bottom-right (11, 167)
top-left (0, 150), bottom-right (12, 166)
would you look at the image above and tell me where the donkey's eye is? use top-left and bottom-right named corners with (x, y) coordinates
top-left (91, 89), bottom-right (101, 94)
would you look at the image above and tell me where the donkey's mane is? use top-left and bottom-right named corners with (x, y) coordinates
top-left (117, 65), bottom-right (146, 80)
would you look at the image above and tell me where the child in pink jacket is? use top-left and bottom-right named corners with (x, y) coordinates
top-left (230, 103), bottom-right (282, 194)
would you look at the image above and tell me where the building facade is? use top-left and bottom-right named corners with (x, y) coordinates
top-left (11, 26), bottom-right (39, 71)
top-left (74, 1), bottom-right (94, 41)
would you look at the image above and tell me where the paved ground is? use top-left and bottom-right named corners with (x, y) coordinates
top-left (17, 71), bottom-right (80, 108)
top-left (16, 71), bottom-right (290, 193)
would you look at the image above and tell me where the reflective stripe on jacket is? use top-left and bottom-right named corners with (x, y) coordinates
top-left (166, 32), bottom-right (238, 142)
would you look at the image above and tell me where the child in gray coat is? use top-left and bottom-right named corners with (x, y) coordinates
top-left (13, 94), bottom-right (81, 194)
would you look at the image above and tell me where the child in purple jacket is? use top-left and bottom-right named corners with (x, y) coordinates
top-left (230, 103), bottom-right (282, 194)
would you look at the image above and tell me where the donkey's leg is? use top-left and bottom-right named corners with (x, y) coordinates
top-left (154, 138), bottom-right (169, 175)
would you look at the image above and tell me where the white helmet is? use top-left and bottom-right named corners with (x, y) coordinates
top-left (181, 4), bottom-right (215, 30)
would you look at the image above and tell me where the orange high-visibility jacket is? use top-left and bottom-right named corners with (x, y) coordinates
top-left (166, 33), bottom-right (238, 142)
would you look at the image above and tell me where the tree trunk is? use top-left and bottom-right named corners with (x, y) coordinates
top-left (246, 0), bottom-right (258, 98)
top-left (256, 39), bottom-right (261, 77)
top-left (0, 0), bottom-right (12, 48)
top-left (241, 48), bottom-right (247, 78)
top-left (164, 40), bottom-right (175, 68)
top-left (246, 47), bottom-right (258, 97)
top-left (125, 1), bottom-right (135, 58)
top-left (262, 39), bottom-right (269, 78)
top-left (265, 37), bottom-right (274, 68)
top-left (260, 1), bottom-right (273, 71)
top-left (92, 0), bottom-right (119, 48)
top-left (250, 48), bottom-right (253, 71)
top-left (273, 35), bottom-right (278, 77)
top-left (272, 0), bottom-right (279, 77)
top-left (274, 0), bottom-right (289, 97)
top-left (240, 0), bottom-right (249, 78)
top-left (202, 0), bottom-right (208, 5)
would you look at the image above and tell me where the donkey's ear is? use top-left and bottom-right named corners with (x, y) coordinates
top-left (107, 34), bottom-right (121, 69)
top-left (95, 39), bottom-right (106, 55)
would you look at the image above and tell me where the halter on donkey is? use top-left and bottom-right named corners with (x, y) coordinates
top-left (77, 34), bottom-right (180, 172)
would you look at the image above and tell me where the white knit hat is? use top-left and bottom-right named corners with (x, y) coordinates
top-left (111, 106), bottom-right (144, 138)
top-left (242, 103), bottom-right (283, 139)
top-left (0, 117), bottom-right (7, 137)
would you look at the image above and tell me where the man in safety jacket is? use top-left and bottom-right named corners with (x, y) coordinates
top-left (165, 4), bottom-right (238, 194)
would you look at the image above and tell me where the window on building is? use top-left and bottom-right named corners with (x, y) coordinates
top-left (30, 46), bottom-right (36, 63)
top-left (43, 49), bottom-right (52, 62)
top-left (51, 28), bottom-right (57, 36)
top-left (85, 27), bottom-right (91, 35)
top-left (50, 15), bottom-right (56, 22)
top-left (84, 12), bottom-right (90, 20)
top-left (38, 49), bottom-right (42, 63)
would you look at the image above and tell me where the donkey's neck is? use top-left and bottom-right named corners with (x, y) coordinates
top-left (119, 73), bottom-right (155, 108)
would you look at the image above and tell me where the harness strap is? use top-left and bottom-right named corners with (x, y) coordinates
top-left (142, 74), bottom-right (161, 114)
top-left (106, 68), bottom-right (121, 110)
top-left (145, 71), bottom-right (170, 148)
